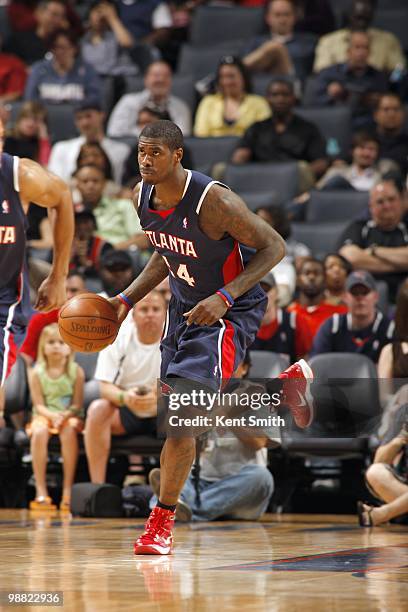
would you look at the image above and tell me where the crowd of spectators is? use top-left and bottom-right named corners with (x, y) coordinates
top-left (1, 0), bottom-right (408, 523)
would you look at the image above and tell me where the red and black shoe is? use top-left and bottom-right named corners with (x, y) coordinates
top-left (134, 506), bottom-right (175, 555)
top-left (278, 359), bottom-right (314, 429)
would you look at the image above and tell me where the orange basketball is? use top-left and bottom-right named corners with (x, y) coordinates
top-left (58, 293), bottom-right (119, 353)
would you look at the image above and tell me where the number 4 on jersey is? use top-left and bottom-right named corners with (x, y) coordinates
top-left (176, 263), bottom-right (195, 286)
top-left (162, 257), bottom-right (195, 286)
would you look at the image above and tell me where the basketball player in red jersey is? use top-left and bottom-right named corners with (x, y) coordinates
top-left (0, 118), bottom-right (74, 428)
top-left (110, 120), bottom-right (313, 555)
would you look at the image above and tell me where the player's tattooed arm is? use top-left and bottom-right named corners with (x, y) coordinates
top-left (183, 185), bottom-right (285, 326)
top-left (109, 251), bottom-right (169, 323)
top-left (201, 184), bottom-right (285, 298)
top-left (19, 158), bottom-right (74, 311)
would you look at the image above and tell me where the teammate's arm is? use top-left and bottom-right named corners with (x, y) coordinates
top-left (19, 158), bottom-right (74, 311)
top-left (184, 185), bottom-right (285, 326)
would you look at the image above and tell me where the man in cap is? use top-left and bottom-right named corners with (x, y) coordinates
top-left (311, 270), bottom-right (394, 363)
top-left (99, 250), bottom-right (135, 298)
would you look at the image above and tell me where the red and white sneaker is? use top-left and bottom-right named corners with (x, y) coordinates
top-left (134, 506), bottom-right (175, 555)
top-left (278, 359), bottom-right (314, 428)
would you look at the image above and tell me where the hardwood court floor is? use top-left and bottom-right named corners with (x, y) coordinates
top-left (0, 510), bottom-right (407, 612)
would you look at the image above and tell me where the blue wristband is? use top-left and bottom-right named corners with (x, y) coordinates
top-left (117, 292), bottom-right (134, 310)
top-left (217, 288), bottom-right (235, 308)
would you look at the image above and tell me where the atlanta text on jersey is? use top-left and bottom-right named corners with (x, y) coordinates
top-left (0, 226), bottom-right (16, 244)
top-left (144, 230), bottom-right (198, 258)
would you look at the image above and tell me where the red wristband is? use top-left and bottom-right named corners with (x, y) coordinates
top-left (216, 290), bottom-right (232, 308)
top-left (117, 292), bottom-right (133, 310)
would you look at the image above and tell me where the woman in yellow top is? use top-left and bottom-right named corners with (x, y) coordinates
top-left (193, 56), bottom-right (271, 138)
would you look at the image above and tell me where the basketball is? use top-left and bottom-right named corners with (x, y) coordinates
top-left (58, 293), bottom-right (119, 353)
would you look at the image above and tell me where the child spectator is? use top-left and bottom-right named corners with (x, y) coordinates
top-left (27, 324), bottom-right (85, 511)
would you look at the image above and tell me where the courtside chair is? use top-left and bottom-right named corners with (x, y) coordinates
top-left (224, 162), bottom-right (299, 203)
top-left (185, 136), bottom-right (239, 171)
top-left (291, 222), bottom-right (348, 258)
top-left (296, 106), bottom-right (352, 157)
top-left (249, 351), bottom-right (290, 379)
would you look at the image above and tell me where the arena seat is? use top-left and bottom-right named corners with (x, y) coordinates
top-left (75, 352), bottom-right (98, 382)
top-left (240, 192), bottom-right (279, 211)
top-left (305, 190), bottom-right (370, 223)
top-left (44, 105), bottom-right (79, 143)
top-left (376, 280), bottom-right (390, 316)
top-left (74, 353), bottom-right (100, 412)
top-left (377, 0), bottom-right (407, 8)
top-left (110, 435), bottom-right (163, 457)
top-left (295, 106), bottom-right (352, 157)
top-left (249, 351), bottom-right (290, 378)
top-left (224, 162), bottom-right (299, 203)
top-left (189, 6), bottom-right (264, 46)
top-left (177, 42), bottom-right (245, 80)
top-left (252, 74), bottom-right (273, 97)
top-left (373, 10), bottom-right (408, 49)
top-left (184, 136), bottom-right (239, 170)
top-left (291, 222), bottom-right (347, 258)
top-left (302, 76), bottom-right (319, 107)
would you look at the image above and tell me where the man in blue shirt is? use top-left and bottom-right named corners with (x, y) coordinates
top-left (310, 270), bottom-right (394, 363)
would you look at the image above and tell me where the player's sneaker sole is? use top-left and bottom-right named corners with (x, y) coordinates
top-left (296, 359), bottom-right (314, 427)
top-left (134, 543), bottom-right (173, 555)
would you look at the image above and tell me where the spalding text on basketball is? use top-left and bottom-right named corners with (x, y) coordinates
top-left (70, 322), bottom-right (112, 335)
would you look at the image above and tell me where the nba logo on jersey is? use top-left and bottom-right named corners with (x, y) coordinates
top-left (182, 217), bottom-right (188, 229)
top-left (1, 200), bottom-right (9, 214)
